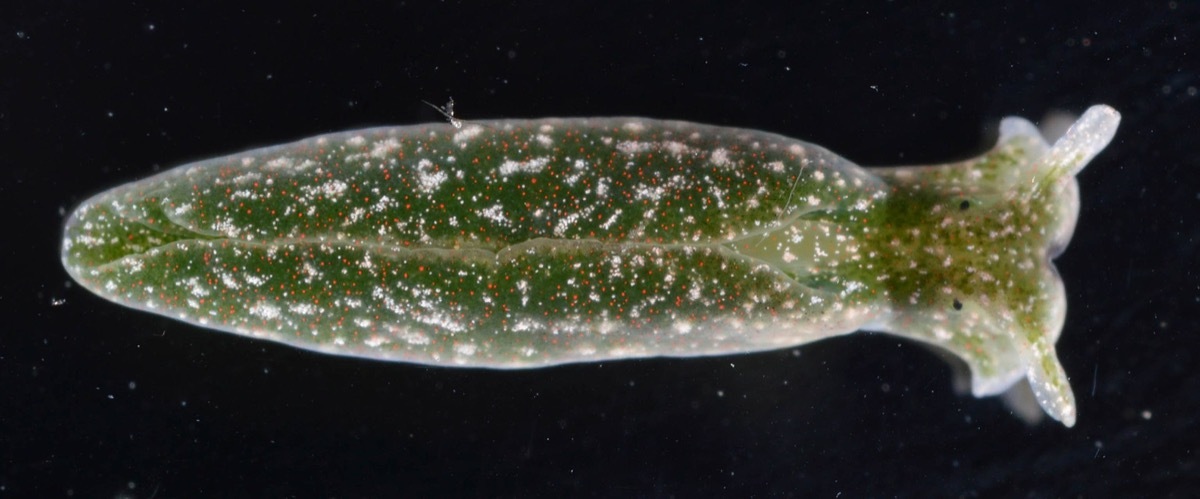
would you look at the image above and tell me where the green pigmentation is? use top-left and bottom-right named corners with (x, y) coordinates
top-left (62, 105), bottom-right (1120, 426)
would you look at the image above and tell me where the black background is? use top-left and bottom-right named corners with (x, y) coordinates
top-left (3, 1), bottom-right (1198, 497)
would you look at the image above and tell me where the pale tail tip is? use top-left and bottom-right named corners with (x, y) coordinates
top-left (1050, 104), bottom-right (1121, 176)
top-left (1026, 349), bottom-right (1079, 427)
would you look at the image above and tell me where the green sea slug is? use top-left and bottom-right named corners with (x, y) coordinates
top-left (62, 105), bottom-right (1120, 426)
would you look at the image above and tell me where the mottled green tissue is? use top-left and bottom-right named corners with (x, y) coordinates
top-left (62, 106), bottom-right (1120, 426)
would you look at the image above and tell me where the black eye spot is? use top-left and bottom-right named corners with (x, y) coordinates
top-left (959, 200), bottom-right (970, 211)
top-left (952, 298), bottom-right (963, 311)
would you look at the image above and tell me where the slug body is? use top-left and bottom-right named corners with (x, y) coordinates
top-left (62, 105), bottom-right (1120, 426)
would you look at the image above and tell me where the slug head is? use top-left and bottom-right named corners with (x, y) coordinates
top-left (860, 106), bottom-right (1119, 426)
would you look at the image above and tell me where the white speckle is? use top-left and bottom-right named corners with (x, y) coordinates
top-left (633, 183), bottom-right (667, 202)
top-left (249, 302), bottom-right (281, 320)
top-left (220, 273), bottom-right (241, 290)
top-left (479, 203), bottom-right (510, 225)
top-left (387, 327), bottom-right (426, 345)
top-left (212, 217), bottom-right (242, 238)
top-left (452, 125), bottom-right (484, 144)
top-left (370, 138), bottom-right (400, 158)
top-left (554, 205), bottom-right (595, 236)
top-left (595, 178), bottom-right (609, 197)
top-left (366, 195), bottom-right (394, 214)
top-left (365, 334), bottom-right (391, 348)
top-left (298, 179), bottom-right (348, 200)
top-left (498, 156), bottom-right (550, 176)
top-left (415, 158), bottom-right (448, 193)
top-left (616, 140), bottom-right (652, 155)
top-left (182, 277), bottom-right (209, 297)
top-left (343, 207), bottom-right (366, 226)
top-left (511, 318), bottom-right (543, 332)
top-left (263, 156), bottom-right (294, 171)
top-left (597, 320), bottom-right (618, 335)
top-left (661, 141), bottom-right (695, 159)
top-left (599, 209), bottom-right (623, 230)
top-left (288, 303), bottom-right (316, 315)
top-left (324, 179), bottom-right (348, 197)
top-left (709, 148), bottom-right (732, 167)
